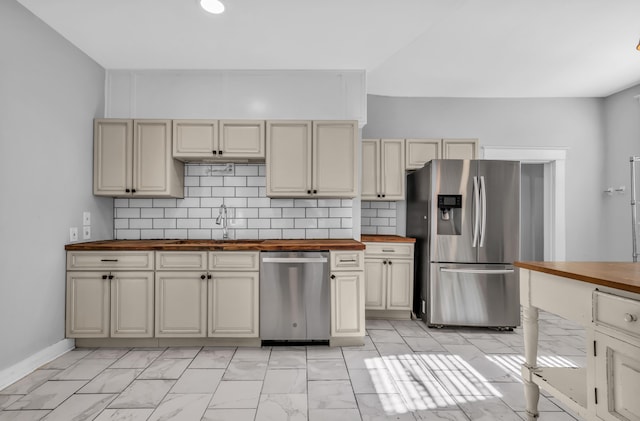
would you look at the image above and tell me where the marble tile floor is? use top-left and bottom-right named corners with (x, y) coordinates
top-left (0, 311), bottom-right (586, 421)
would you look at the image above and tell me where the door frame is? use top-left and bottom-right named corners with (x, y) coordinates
top-left (482, 146), bottom-right (567, 261)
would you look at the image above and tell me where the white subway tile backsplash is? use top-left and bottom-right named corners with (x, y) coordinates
top-left (360, 200), bottom-right (399, 235)
top-left (294, 199), bottom-right (317, 208)
top-left (295, 219), bottom-right (317, 229)
top-left (141, 229), bottom-right (164, 239)
top-left (165, 208), bottom-right (188, 218)
top-left (259, 208), bottom-right (282, 218)
top-left (306, 208), bottom-right (328, 218)
top-left (142, 208), bottom-right (165, 218)
top-left (283, 208), bottom-right (305, 218)
top-left (115, 163), bottom-right (355, 240)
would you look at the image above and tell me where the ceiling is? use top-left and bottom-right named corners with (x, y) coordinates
top-left (16, 0), bottom-right (640, 98)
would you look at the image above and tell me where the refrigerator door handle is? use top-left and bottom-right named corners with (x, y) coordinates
top-left (440, 268), bottom-right (515, 274)
top-left (472, 176), bottom-right (480, 247)
top-left (479, 175), bottom-right (487, 247)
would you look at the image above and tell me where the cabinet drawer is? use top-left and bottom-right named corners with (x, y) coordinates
top-left (156, 252), bottom-right (207, 270)
top-left (594, 291), bottom-right (640, 340)
top-left (330, 251), bottom-right (364, 271)
top-left (67, 251), bottom-right (154, 271)
top-left (364, 242), bottom-right (414, 259)
top-left (209, 252), bottom-right (259, 271)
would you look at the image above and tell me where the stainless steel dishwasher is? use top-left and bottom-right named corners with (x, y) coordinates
top-left (260, 251), bottom-right (330, 343)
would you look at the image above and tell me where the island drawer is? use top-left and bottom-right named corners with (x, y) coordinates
top-left (156, 252), bottom-right (207, 270)
top-left (209, 251), bottom-right (259, 271)
top-left (330, 251), bottom-right (364, 271)
top-left (594, 291), bottom-right (640, 339)
top-left (67, 251), bottom-right (154, 271)
top-left (364, 242), bottom-right (414, 259)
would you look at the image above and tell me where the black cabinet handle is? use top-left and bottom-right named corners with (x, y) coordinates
top-left (207, 274), bottom-right (212, 279)
top-left (313, 190), bottom-right (317, 194)
top-left (383, 260), bottom-right (387, 265)
top-left (200, 274), bottom-right (206, 280)
top-left (388, 261), bottom-right (393, 265)
top-left (381, 194), bottom-right (385, 198)
top-left (218, 150), bottom-right (223, 155)
top-left (101, 259), bottom-right (118, 262)
top-left (212, 150), bottom-right (217, 155)
top-left (307, 190), bottom-right (311, 194)
top-left (132, 189), bottom-right (136, 193)
top-left (102, 275), bottom-right (108, 279)
top-left (377, 194), bottom-right (381, 198)
top-left (330, 274), bottom-right (336, 279)
top-left (125, 189), bottom-right (130, 193)
top-left (108, 275), bottom-right (114, 280)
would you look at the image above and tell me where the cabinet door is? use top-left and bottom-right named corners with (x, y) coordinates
top-left (364, 259), bottom-right (386, 310)
top-left (266, 121), bottom-right (312, 197)
top-left (93, 119), bottom-right (132, 196)
top-left (220, 120), bottom-right (265, 159)
top-left (110, 271), bottom-right (154, 338)
top-left (208, 272), bottom-right (259, 337)
top-left (386, 260), bottom-right (414, 310)
top-left (381, 139), bottom-right (405, 200)
top-left (442, 138), bottom-right (478, 159)
top-left (134, 120), bottom-right (173, 196)
top-left (331, 271), bottom-right (365, 337)
top-left (312, 121), bottom-right (358, 198)
top-left (406, 138), bottom-right (441, 170)
top-left (361, 139), bottom-right (380, 200)
top-left (66, 272), bottom-right (109, 338)
top-left (155, 272), bottom-right (207, 337)
top-left (172, 119), bottom-right (218, 160)
top-left (595, 331), bottom-right (640, 421)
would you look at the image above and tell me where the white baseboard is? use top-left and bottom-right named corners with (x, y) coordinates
top-left (0, 338), bottom-right (75, 391)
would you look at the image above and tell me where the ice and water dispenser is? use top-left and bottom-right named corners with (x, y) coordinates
top-left (437, 194), bottom-right (462, 235)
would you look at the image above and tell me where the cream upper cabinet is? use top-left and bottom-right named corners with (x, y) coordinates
top-left (172, 119), bottom-right (265, 161)
top-left (94, 119), bottom-right (184, 198)
top-left (405, 138), bottom-right (478, 170)
top-left (361, 139), bottom-right (405, 201)
top-left (442, 138), bottom-right (478, 159)
top-left (405, 138), bottom-right (441, 170)
top-left (330, 251), bottom-right (365, 338)
top-left (266, 120), bottom-right (358, 198)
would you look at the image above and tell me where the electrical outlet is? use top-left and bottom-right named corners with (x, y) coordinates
top-left (83, 226), bottom-right (91, 240)
top-left (83, 211), bottom-right (91, 226)
top-left (69, 227), bottom-right (78, 242)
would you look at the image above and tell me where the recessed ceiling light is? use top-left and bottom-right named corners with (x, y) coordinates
top-left (200, 0), bottom-right (225, 14)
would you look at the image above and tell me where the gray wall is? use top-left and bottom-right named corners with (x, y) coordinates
top-left (364, 95), bottom-right (606, 261)
top-left (602, 85), bottom-right (640, 261)
top-left (0, 1), bottom-right (110, 372)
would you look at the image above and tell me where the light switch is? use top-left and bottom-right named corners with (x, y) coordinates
top-left (83, 226), bottom-right (91, 240)
top-left (69, 227), bottom-right (78, 242)
top-left (83, 211), bottom-right (91, 226)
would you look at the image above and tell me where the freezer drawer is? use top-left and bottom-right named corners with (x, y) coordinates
top-left (427, 263), bottom-right (520, 328)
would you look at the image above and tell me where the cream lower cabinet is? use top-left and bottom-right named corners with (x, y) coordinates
top-left (362, 139), bottom-right (405, 200)
top-left (155, 252), bottom-right (208, 337)
top-left (364, 242), bottom-right (414, 316)
top-left (266, 120), bottom-right (358, 198)
top-left (208, 252), bottom-right (259, 337)
top-left (66, 251), bottom-right (155, 338)
top-left (330, 251), bottom-right (365, 337)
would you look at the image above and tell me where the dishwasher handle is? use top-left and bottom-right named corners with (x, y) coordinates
top-left (440, 268), bottom-right (514, 275)
top-left (262, 257), bottom-right (328, 263)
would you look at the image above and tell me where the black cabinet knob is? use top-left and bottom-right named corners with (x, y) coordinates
top-left (207, 274), bottom-right (212, 279)
top-left (132, 189), bottom-right (136, 193)
top-left (313, 190), bottom-right (317, 194)
top-left (330, 274), bottom-right (336, 279)
top-left (108, 275), bottom-right (114, 280)
top-left (200, 274), bottom-right (206, 280)
top-left (125, 189), bottom-right (130, 193)
top-left (388, 261), bottom-right (393, 265)
top-left (218, 150), bottom-right (223, 155)
top-left (381, 194), bottom-right (385, 198)
top-left (307, 190), bottom-right (311, 194)
top-left (102, 275), bottom-right (108, 279)
top-left (212, 150), bottom-right (217, 155)
top-left (383, 260), bottom-right (387, 265)
top-left (377, 194), bottom-right (381, 198)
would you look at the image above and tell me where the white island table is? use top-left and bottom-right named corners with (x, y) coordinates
top-left (515, 261), bottom-right (640, 421)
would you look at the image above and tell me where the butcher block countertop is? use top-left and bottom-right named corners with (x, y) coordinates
top-left (361, 235), bottom-right (416, 243)
top-left (515, 261), bottom-right (640, 295)
top-left (65, 239), bottom-right (366, 251)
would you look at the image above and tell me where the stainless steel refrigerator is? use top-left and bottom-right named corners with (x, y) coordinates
top-left (407, 159), bottom-right (521, 328)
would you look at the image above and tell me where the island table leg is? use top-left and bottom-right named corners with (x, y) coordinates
top-left (522, 305), bottom-right (540, 420)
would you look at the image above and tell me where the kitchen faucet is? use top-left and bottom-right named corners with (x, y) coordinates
top-left (215, 204), bottom-right (229, 239)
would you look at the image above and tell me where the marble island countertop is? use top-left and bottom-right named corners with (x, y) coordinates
top-left (515, 261), bottom-right (640, 294)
